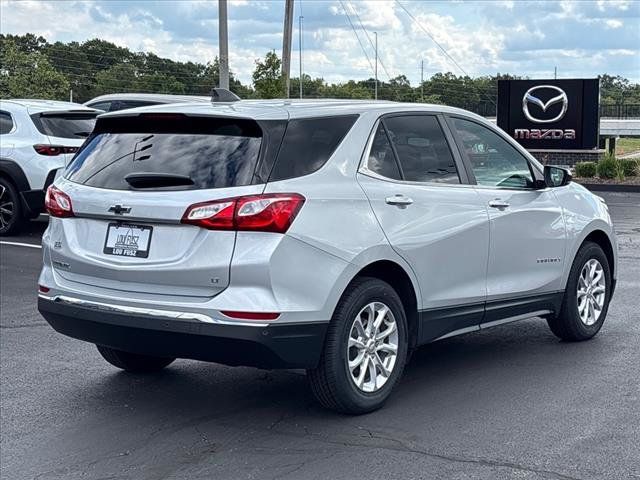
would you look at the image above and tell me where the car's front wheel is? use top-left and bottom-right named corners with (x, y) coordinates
top-left (547, 241), bottom-right (612, 341)
top-left (308, 277), bottom-right (408, 414)
top-left (96, 345), bottom-right (175, 373)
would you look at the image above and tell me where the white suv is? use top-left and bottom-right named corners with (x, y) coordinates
top-left (0, 99), bottom-right (99, 234)
top-left (37, 100), bottom-right (617, 414)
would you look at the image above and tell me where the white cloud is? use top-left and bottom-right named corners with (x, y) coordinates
top-left (0, 0), bottom-right (638, 85)
top-left (605, 19), bottom-right (624, 28)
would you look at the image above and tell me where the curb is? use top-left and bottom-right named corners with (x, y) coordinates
top-left (577, 183), bottom-right (640, 193)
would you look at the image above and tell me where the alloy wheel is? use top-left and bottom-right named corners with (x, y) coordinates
top-left (577, 258), bottom-right (606, 326)
top-left (0, 184), bottom-right (15, 231)
top-left (347, 301), bottom-right (399, 393)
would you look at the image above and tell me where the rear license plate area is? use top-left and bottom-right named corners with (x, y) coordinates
top-left (103, 223), bottom-right (153, 258)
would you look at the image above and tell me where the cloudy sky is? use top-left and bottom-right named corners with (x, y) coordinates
top-left (1, 0), bottom-right (639, 85)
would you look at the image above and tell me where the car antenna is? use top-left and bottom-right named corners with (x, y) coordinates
top-left (210, 88), bottom-right (241, 103)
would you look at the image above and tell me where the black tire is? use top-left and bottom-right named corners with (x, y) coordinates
top-left (308, 277), bottom-right (408, 414)
top-left (0, 177), bottom-right (25, 236)
top-left (547, 241), bottom-right (612, 341)
top-left (96, 345), bottom-right (175, 373)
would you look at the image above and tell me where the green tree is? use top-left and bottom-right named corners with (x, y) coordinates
top-left (0, 39), bottom-right (69, 99)
top-left (252, 51), bottom-right (283, 99)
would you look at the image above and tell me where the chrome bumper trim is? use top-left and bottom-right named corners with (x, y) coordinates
top-left (38, 294), bottom-right (270, 327)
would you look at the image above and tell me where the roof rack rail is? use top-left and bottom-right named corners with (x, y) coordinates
top-left (210, 88), bottom-right (241, 103)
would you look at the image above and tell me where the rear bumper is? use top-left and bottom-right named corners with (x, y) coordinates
top-left (20, 169), bottom-right (57, 217)
top-left (21, 189), bottom-right (45, 217)
top-left (38, 296), bottom-right (328, 369)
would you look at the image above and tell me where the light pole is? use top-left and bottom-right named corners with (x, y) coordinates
top-left (218, 0), bottom-right (229, 89)
top-left (282, 0), bottom-right (294, 98)
top-left (374, 31), bottom-right (378, 100)
top-left (299, 15), bottom-right (304, 99)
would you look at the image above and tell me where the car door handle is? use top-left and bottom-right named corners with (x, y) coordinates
top-left (385, 194), bottom-right (414, 206)
top-left (488, 199), bottom-right (510, 209)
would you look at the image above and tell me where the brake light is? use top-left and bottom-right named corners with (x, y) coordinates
top-left (182, 193), bottom-right (305, 233)
top-left (38, 285), bottom-right (50, 293)
top-left (45, 185), bottom-right (74, 218)
top-left (220, 311), bottom-right (280, 321)
top-left (34, 145), bottom-right (79, 156)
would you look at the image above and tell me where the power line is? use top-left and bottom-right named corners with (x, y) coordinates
top-left (338, 0), bottom-right (376, 75)
top-left (394, 0), bottom-right (496, 106)
top-left (346, 1), bottom-right (394, 82)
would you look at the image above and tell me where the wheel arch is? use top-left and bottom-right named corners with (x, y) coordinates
top-left (348, 260), bottom-right (420, 349)
top-left (564, 225), bottom-right (617, 295)
top-left (581, 229), bottom-right (616, 284)
top-left (0, 159), bottom-right (30, 192)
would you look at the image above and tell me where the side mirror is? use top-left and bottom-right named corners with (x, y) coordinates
top-left (544, 165), bottom-right (572, 188)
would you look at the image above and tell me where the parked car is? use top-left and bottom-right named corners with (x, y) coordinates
top-left (37, 100), bottom-right (617, 414)
top-left (84, 93), bottom-right (211, 112)
top-left (0, 99), bottom-right (100, 235)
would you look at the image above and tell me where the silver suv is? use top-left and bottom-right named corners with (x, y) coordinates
top-left (38, 100), bottom-right (617, 414)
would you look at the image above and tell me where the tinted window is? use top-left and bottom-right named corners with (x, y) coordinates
top-left (114, 100), bottom-right (162, 111)
top-left (86, 101), bottom-right (112, 112)
top-left (0, 111), bottom-right (13, 134)
top-left (66, 118), bottom-right (262, 191)
top-left (383, 115), bottom-right (460, 184)
top-left (269, 115), bottom-right (357, 181)
top-left (31, 113), bottom-right (97, 139)
top-left (453, 118), bottom-right (534, 189)
top-left (367, 123), bottom-right (401, 180)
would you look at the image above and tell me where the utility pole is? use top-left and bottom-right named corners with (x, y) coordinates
top-left (554, 66), bottom-right (557, 79)
top-left (282, 0), bottom-right (294, 98)
top-left (420, 60), bottom-right (424, 102)
top-left (218, 0), bottom-right (229, 89)
top-left (299, 15), bottom-right (303, 99)
top-left (374, 31), bottom-right (378, 100)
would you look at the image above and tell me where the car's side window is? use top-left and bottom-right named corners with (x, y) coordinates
top-left (0, 111), bottom-right (14, 135)
top-left (383, 115), bottom-right (460, 184)
top-left (86, 101), bottom-right (112, 112)
top-left (367, 123), bottom-right (402, 180)
top-left (452, 117), bottom-right (535, 189)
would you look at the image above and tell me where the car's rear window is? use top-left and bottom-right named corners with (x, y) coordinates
top-left (65, 116), bottom-right (263, 190)
top-left (268, 115), bottom-right (358, 181)
top-left (31, 113), bottom-right (97, 139)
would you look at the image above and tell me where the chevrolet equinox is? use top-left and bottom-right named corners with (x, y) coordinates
top-left (38, 100), bottom-right (617, 414)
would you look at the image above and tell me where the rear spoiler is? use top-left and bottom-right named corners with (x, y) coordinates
top-left (37, 110), bottom-right (99, 116)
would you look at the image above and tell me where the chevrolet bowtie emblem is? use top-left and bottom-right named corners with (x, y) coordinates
top-left (108, 204), bottom-right (132, 215)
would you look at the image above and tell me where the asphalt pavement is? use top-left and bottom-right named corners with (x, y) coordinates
top-left (1, 192), bottom-right (639, 480)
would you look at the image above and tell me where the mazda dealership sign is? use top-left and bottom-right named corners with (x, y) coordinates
top-left (497, 79), bottom-right (599, 149)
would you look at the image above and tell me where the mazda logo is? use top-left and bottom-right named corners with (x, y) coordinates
top-left (522, 85), bottom-right (568, 124)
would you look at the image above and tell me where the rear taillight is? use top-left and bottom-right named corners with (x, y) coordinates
top-left (181, 193), bottom-right (305, 233)
top-left (34, 145), bottom-right (79, 156)
top-left (45, 185), bottom-right (74, 218)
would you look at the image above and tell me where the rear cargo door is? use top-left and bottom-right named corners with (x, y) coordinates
top-left (30, 110), bottom-right (99, 166)
top-left (50, 114), bottom-right (282, 298)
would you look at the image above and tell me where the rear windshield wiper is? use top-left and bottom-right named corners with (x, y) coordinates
top-left (124, 173), bottom-right (195, 189)
top-left (73, 131), bottom-right (92, 137)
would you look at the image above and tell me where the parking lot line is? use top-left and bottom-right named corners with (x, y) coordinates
top-left (0, 241), bottom-right (42, 249)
